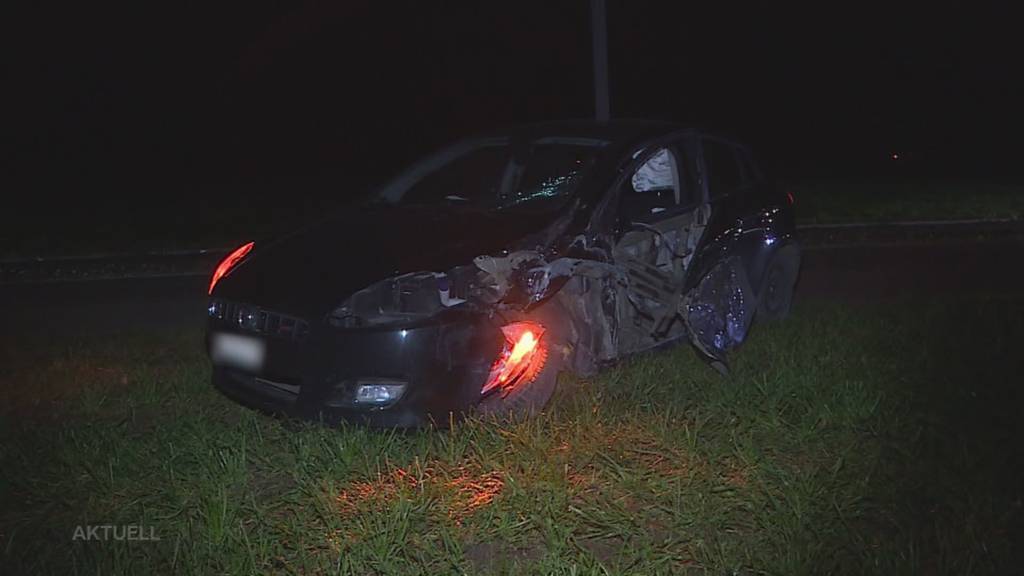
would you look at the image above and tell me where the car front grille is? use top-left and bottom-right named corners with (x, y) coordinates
top-left (208, 299), bottom-right (310, 341)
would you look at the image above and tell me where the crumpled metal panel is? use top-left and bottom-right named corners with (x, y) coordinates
top-left (686, 257), bottom-right (754, 355)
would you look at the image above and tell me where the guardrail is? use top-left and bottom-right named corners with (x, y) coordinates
top-left (0, 250), bottom-right (228, 284)
top-left (797, 218), bottom-right (1024, 248)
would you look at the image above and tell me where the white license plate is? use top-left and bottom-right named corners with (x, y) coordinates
top-left (210, 333), bottom-right (265, 372)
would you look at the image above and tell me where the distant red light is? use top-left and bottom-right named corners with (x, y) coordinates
top-left (208, 241), bottom-right (254, 295)
top-left (786, 190), bottom-right (795, 205)
top-left (891, 153), bottom-right (899, 160)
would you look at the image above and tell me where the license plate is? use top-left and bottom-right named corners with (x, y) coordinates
top-left (210, 333), bottom-right (265, 371)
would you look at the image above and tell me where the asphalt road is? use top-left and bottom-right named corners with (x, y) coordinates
top-left (1, 240), bottom-right (1021, 345)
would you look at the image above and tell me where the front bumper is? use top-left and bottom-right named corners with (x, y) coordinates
top-left (207, 310), bottom-right (505, 428)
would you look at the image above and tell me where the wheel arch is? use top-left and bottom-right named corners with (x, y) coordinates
top-left (746, 238), bottom-right (801, 303)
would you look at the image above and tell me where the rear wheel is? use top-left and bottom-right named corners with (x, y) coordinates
top-left (758, 245), bottom-right (800, 321)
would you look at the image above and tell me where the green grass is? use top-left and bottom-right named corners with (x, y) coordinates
top-left (789, 178), bottom-right (1024, 224)
top-left (2, 298), bottom-right (1022, 574)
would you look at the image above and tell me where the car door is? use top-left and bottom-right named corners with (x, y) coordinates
top-left (677, 137), bottom-right (758, 370)
top-left (610, 136), bottom-right (710, 355)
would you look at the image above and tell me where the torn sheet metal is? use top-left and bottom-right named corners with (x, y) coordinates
top-left (473, 247), bottom-right (625, 310)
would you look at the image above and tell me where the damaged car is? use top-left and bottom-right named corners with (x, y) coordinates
top-left (206, 120), bottom-right (800, 427)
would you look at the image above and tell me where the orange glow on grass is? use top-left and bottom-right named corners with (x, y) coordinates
top-left (208, 241), bottom-right (254, 294)
top-left (335, 466), bottom-right (419, 515)
top-left (333, 462), bottom-right (504, 525)
top-left (444, 465), bottom-right (505, 524)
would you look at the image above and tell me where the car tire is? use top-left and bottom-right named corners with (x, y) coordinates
top-left (757, 244), bottom-right (800, 321)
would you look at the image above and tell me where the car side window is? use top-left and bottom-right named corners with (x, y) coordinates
top-left (741, 149), bottom-right (765, 186)
top-left (703, 139), bottom-right (742, 199)
top-left (619, 147), bottom-right (680, 223)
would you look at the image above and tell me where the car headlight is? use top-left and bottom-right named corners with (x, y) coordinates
top-left (329, 265), bottom-right (484, 328)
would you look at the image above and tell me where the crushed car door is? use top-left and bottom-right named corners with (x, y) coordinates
top-left (610, 143), bottom-right (710, 355)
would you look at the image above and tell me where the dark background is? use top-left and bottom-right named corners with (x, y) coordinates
top-left (7, 1), bottom-right (1021, 255)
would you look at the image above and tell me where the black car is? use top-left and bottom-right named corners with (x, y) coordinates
top-left (206, 120), bottom-right (800, 427)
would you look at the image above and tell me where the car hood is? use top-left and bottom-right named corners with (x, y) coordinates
top-left (214, 205), bottom-right (554, 318)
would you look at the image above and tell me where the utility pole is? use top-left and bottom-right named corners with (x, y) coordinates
top-left (591, 0), bottom-right (610, 121)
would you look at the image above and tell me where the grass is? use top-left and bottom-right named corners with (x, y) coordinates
top-left (1, 297), bottom-right (1022, 574)
top-left (789, 178), bottom-right (1024, 224)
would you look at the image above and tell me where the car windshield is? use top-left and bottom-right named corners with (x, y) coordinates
top-left (371, 137), bottom-right (609, 213)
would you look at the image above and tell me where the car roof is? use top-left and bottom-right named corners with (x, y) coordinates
top-left (483, 119), bottom-right (754, 158)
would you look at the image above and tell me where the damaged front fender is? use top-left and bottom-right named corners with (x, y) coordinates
top-left (682, 257), bottom-right (755, 369)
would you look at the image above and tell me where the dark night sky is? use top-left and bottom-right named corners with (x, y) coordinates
top-left (6, 1), bottom-right (1021, 252)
